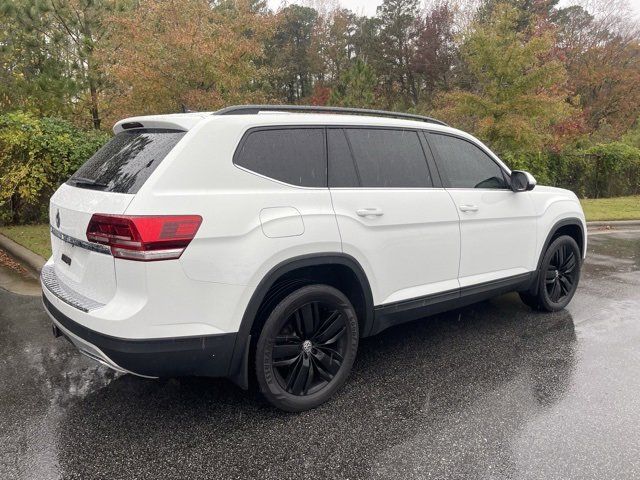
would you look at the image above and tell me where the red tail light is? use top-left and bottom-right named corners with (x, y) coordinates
top-left (86, 214), bottom-right (202, 261)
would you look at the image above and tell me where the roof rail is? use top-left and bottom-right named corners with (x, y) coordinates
top-left (212, 105), bottom-right (449, 127)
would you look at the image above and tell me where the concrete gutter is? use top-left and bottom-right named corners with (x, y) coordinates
top-left (0, 233), bottom-right (46, 279)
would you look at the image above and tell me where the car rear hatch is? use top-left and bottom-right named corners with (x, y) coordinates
top-left (45, 127), bottom-right (188, 310)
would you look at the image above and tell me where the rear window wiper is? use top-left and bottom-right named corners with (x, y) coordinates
top-left (71, 177), bottom-right (109, 189)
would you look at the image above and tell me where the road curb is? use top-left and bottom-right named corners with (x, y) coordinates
top-left (587, 220), bottom-right (640, 228)
top-left (0, 232), bottom-right (46, 278)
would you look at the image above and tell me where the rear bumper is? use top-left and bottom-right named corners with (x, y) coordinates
top-left (43, 295), bottom-right (236, 378)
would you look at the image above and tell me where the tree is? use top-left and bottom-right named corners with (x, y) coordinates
top-left (0, 6), bottom-right (76, 118)
top-left (350, 15), bottom-right (382, 65)
top-left (477, 0), bottom-right (560, 32)
top-left (412, 2), bottom-right (457, 101)
top-left (553, 3), bottom-right (640, 138)
top-left (1, 0), bottom-right (130, 129)
top-left (376, 0), bottom-right (421, 107)
top-left (312, 8), bottom-right (357, 84)
top-left (266, 4), bottom-right (319, 102)
top-left (435, 3), bottom-right (573, 156)
top-left (329, 59), bottom-right (377, 107)
top-left (100, 0), bottom-right (272, 121)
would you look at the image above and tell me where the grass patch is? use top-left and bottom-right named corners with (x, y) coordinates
top-left (580, 195), bottom-right (640, 221)
top-left (0, 224), bottom-right (51, 259)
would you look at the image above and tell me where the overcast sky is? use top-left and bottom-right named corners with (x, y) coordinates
top-left (267, 0), bottom-right (640, 19)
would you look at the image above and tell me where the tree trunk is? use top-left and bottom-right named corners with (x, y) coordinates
top-left (407, 66), bottom-right (419, 106)
top-left (10, 194), bottom-right (20, 224)
top-left (89, 79), bottom-right (101, 130)
top-left (83, 13), bottom-right (101, 130)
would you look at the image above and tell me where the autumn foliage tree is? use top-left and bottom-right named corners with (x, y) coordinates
top-left (435, 3), bottom-right (574, 157)
top-left (412, 2), bottom-right (457, 100)
top-left (100, 0), bottom-right (273, 122)
top-left (556, 6), bottom-right (640, 138)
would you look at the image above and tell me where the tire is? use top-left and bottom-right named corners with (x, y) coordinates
top-left (521, 235), bottom-right (581, 312)
top-left (255, 284), bottom-right (359, 412)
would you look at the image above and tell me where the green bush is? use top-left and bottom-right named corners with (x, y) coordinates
top-left (621, 120), bottom-right (640, 149)
top-left (584, 143), bottom-right (640, 198)
top-left (502, 152), bottom-right (552, 186)
top-left (504, 144), bottom-right (640, 198)
top-left (547, 152), bottom-right (593, 198)
top-left (0, 111), bottom-right (109, 224)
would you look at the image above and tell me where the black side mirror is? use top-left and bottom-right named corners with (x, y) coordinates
top-left (510, 170), bottom-right (537, 192)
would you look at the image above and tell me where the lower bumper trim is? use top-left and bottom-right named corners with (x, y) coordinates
top-left (43, 295), bottom-right (236, 378)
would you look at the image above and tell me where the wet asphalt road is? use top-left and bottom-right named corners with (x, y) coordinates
top-left (1, 229), bottom-right (639, 480)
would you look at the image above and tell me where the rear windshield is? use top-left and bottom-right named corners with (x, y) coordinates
top-left (68, 128), bottom-right (186, 193)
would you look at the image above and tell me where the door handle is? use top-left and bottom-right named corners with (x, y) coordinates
top-left (356, 208), bottom-right (384, 217)
top-left (459, 204), bottom-right (479, 212)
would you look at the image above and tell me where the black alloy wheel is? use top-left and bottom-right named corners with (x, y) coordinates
top-left (520, 235), bottom-right (581, 312)
top-left (255, 284), bottom-right (359, 412)
top-left (544, 242), bottom-right (579, 303)
top-left (272, 301), bottom-right (348, 395)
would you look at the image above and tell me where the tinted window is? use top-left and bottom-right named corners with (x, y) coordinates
top-left (428, 134), bottom-right (508, 189)
top-left (328, 129), bottom-right (359, 187)
top-left (69, 129), bottom-right (186, 194)
top-left (235, 129), bottom-right (326, 187)
top-left (344, 129), bottom-right (431, 188)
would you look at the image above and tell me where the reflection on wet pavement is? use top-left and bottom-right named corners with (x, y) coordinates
top-left (1, 230), bottom-right (639, 479)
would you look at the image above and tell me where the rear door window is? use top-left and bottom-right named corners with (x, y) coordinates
top-left (343, 129), bottom-right (432, 188)
top-left (328, 129), bottom-right (360, 188)
top-left (68, 129), bottom-right (186, 194)
top-left (234, 128), bottom-right (326, 187)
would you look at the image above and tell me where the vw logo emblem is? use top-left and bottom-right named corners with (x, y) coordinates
top-left (55, 210), bottom-right (61, 229)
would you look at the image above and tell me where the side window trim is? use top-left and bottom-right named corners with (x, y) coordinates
top-left (233, 126), bottom-right (328, 189)
top-left (424, 131), bottom-right (511, 190)
top-left (418, 130), bottom-right (443, 188)
top-left (341, 128), bottom-right (364, 187)
top-left (329, 126), bottom-right (435, 189)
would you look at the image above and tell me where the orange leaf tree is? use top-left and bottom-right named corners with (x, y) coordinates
top-left (100, 0), bottom-right (273, 122)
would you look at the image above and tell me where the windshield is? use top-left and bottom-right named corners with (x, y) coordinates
top-left (68, 128), bottom-right (186, 194)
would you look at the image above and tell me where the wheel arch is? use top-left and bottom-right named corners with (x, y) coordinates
top-left (527, 217), bottom-right (585, 298)
top-left (537, 217), bottom-right (586, 270)
top-left (227, 253), bottom-right (374, 389)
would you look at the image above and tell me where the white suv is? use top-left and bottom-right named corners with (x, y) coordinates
top-left (42, 105), bottom-right (586, 411)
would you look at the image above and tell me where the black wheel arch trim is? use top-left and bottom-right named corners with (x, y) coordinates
top-left (536, 218), bottom-right (585, 271)
top-left (227, 253), bottom-right (374, 389)
top-left (528, 217), bottom-right (585, 296)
